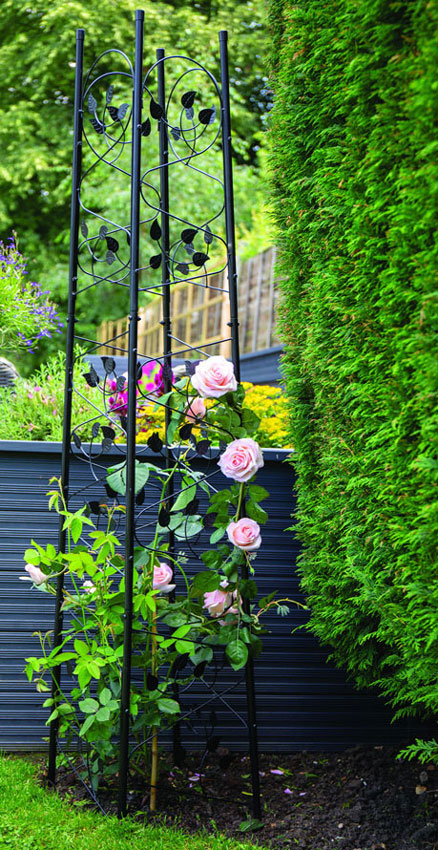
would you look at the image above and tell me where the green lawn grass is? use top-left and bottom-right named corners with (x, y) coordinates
top-left (0, 756), bottom-right (264, 850)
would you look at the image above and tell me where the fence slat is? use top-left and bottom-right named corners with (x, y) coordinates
top-left (97, 248), bottom-right (280, 360)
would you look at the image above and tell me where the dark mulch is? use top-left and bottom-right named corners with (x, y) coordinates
top-left (51, 745), bottom-right (438, 849)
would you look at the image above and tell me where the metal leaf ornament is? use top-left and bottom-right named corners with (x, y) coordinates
top-left (87, 93), bottom-right (97, 114)
top-left (108, 105), bottom-right (119, 121)
top-left (181, 228), bottom-right (197, 244)
top-left (193, 252), bottom-right (209, 267)
top-left (101, 426), bottom-right (116, 440)
top-left (101, 356), bottom-right (115, 374)
top-left (149, 254), bottom-right (162, 269)
top-left (90, 118), bottom-right (105, 134)
top-left (150, 220), bottom-right (161, 241)
top-left (181, 90), bottom-right (196, 108)
top-left (199, 106), bottom-right (215, 125)
top-left (150, 98), bottom-right (163, 120)
top-left (117, 103), bottom-right (129, 121)
top-left (106, 236), bottom-right (119, 253)
top-left (176, 263), bottom-right (189, 275)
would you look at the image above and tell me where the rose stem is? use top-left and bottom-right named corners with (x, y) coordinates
top-left (150, 606), bottom-right (158, 811)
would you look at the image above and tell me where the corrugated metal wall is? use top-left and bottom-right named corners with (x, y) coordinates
top-left (85, 347), bottom-right (284, 387)
top-left (0, 441), bottom-right (418, 752)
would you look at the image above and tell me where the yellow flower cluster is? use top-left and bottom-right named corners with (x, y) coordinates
top-left (136, 400), bottom-right (166, 444)
top-left (134, 382), bottom-right (291, 449)
top-left (241, 382), bottom-right (291, 448)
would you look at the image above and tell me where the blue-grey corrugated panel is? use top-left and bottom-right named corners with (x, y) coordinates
top-left (239, 346), bottom-right (283, 385)
top-left (0, 441), bottom-right (420, 752)
top-left (84, 348), bottom-right (283, 386)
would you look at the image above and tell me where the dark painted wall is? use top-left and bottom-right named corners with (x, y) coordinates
top-left (0, 441), bottom-right (417, 752)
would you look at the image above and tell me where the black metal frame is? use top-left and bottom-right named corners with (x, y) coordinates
top-left (48, 11), bottom-right (261, 820)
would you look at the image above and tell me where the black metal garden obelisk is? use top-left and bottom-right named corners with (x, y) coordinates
top-left (48, 11), bottom-right (261, 822)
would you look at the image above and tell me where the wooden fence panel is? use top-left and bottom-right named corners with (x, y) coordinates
top-left (97, 248), bottom-right (281, 358)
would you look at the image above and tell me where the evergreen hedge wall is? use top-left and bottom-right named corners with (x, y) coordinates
top-left (268, 0), bottom-right (438, 756)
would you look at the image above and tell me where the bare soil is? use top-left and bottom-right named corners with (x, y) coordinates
top-left (53, 745), bottom-right (438, 849)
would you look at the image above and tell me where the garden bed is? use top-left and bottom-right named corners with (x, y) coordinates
top-left (49, 745), bottom-right (438, 850)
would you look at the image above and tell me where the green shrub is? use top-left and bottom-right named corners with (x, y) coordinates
top-left (0, 350), bottom-right (95, 442)
top-left (268, 0), bottom-right (438, 759)
top-left (0, 353), bottom-right (291, 449)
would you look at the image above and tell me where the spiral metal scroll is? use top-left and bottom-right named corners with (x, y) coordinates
top-left (48, 11), bottom-right (260, 820)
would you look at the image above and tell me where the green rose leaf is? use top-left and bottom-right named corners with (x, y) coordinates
top-left (201, 550), bottom-right (222, 569)
top-left (106, 460), bottom-right (150, 495)
top-left (174, 517), bottom-right (203, 539)
top-left (79, 715), bottom-right (95, 737)
top-left (79, 697), bottom-right (99, 714)
top-left (241, 408), bottom-right (260, 435)
top-left (226, 640), bottom-right (248, 670)
top-left (248, 484), bottom-right (269, 502)
top-left (245, 500), bottom-right (268, 524)
top-left (191, 571), bottom-right (221, 595)
top-left (99, 687), bottom-right (112, 706)
top-left (24, 548), bottom-right (40, 565)
top-left (171, 483), bottom-right (197, 512)
top-left (190, 645), bottom-right (214, 665)
top-left (157, 697), bottom-right (180, 714)
top-left (240, 578), bottom-right (258, 600)
top-left (210, 526), bottom-right (226, 544)
top-left (96, 706), bottom-right (111, 722)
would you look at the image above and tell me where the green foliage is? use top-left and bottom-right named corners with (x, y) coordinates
top-left (0, 756), bottom-right (262, 850)
top-left (0, 351), bottom-right (291, 449)
top-left (0, 349), bottom-right (97, 441)
top-left (269, 0), bottom-right (438, 760)
top-left (399, 738), bottom-right (438, 766)
top-left (0, 0), bottom-right (272, 373)
top-left (22, 371), bottom-right (294, 788)
top-left (0, 238), bottom-right (61, 353)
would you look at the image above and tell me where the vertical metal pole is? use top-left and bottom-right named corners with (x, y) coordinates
top-left (47, 27), bottom-right (84, 788)
top-left (156, 47), bottom-right (181, 762)
top-left (118, 8), bottom-right (144, 819)
top-left (219, 30), bottom-right (240, 382)
top-left (219, 30), bottom-right (261, 821)
top-left (157, 49), bottom-right (172, 415)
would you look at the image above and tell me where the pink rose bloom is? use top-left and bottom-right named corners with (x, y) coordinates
top-left (218, 438), bottom-right (264, 482)
top-left (153, 562), bottom-right (175, 594)
top-left (185, 397), bottom-right (206, 422)
top-left (227, 518), bottom-right (261, 551)
top-left (20, 564), bottom-right (47, 585)
top-left (191, 356), bottom-right (237, 398)
top-left (203, 583), bottom-right (238, 619)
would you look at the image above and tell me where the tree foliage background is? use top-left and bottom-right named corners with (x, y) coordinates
top-left (269, 0), bottom-right (438, 760)
top-left (1, 0), bottom-right (272, 371)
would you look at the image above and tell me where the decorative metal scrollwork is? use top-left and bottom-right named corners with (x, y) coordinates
top-left (46, 11), bottom-right (260, 821)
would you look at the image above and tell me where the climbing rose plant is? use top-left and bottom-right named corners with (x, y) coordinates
top-left (23, 356), bottom-right (294, 798)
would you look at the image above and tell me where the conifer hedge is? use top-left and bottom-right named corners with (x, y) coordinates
top-left (268, 0), bottom-right (438, 756)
